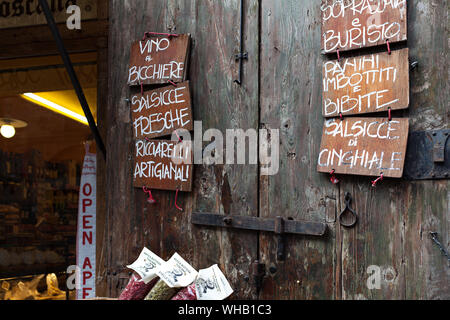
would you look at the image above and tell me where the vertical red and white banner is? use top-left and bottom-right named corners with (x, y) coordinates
top-left (76, 144), bottom-right (96, 299)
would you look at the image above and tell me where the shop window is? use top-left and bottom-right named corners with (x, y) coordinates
top-left (0, 55), bottom-right (97, 300)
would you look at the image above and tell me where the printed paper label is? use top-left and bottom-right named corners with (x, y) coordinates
top-left (127, 247), bottom-right (165, 284)
top-left (195, 264), bottom-right (233, 300)
top-left (156, 253), bottom-right (198, 288)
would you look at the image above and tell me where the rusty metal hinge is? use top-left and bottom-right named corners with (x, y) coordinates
top-left (191, 213), bottom-right (327, 261)
top-left (404, 129), bottom-right (450, 180)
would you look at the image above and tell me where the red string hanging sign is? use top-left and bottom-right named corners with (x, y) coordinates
top-left (330, 169), bottom-right (340, 185)
top-left (174, 189), bottom-right (183, 211)
top-left (371, 173), bottom-right (384, 187)
top-left (142, 186), bottom-right (156, 204)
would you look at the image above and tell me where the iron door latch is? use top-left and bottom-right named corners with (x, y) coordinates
top-left (191, 213), bottom-right (327, 261)
top-left (404, 129), bottom-right (449, 180)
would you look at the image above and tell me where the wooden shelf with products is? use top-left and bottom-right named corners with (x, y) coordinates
top-left (0, 148), bottom-right (80, 278)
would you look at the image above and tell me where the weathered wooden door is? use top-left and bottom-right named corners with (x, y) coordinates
top-left (99, 0), bottom-right (449, 299)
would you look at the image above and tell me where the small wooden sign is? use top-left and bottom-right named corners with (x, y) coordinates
top-left (131, 81), bottom-right (193, 139)
top-left (133, 139), bottom-right (193, 191)
top-left (323, 48), bottom-right (409, 117)
top-left (321, 0), bottom-right (407, 53)
top-left (127, 34), bottom-right (191, 86)
top-left (317, 117), bottom-right (409, 178)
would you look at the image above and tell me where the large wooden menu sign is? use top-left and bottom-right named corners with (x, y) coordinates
top-left (317, 117), bottom-right (409, 178)
top-left (133, 139), bottom-right (193, 192)
top-left (131, 81), bottom-right (193, 139)
top-left (128, 34), bottom-right (191, 86)
top-left (321, 0), bottom-right (407, 53)
top-left (323, 48), bottom-right (409, 117)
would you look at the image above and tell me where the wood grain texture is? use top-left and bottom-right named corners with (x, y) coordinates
top-left (334, 1), bottom-right (449, 300)
top-left (322, 49), bottom-right (409, 117)
top-left (259, 0), bottom-right (338, 299)
top-left (260, 0), bottom-right (448, 300)
top-left (317, 117), bottom-right (409, 178)
top-left (101, 0), bottom-right (448, 300)
top-left (130, 81), bottom-right (193, 139)
top-left (321, 0), bottom-right (408, 53)
top-left (396, 0), bottom-right (448, 299)
top-left (93, 0), bottom-right (109, 297)
top-left (127, 34), bottom-right (190, 86)
top-left (95, 44), bottom-right (108, 299)
top-left (133, 139), bottom-right (193, 192)
top-left (102, 0), bottom-right (259, 299)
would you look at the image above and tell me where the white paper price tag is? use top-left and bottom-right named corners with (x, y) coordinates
top-left (156, 253), bottom-right (198, 288)
top-left (127, 248), bottom-right (165, 284)
top-left (195, 264), bottom-right (233, 300)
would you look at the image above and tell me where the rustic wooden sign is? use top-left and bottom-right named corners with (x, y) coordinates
top-left (323, 48), bottom-right (409, 117)
top-left (321, 0), bottom-right (408, 53)
top-left (317, 117), bottom-right (409, 178)
top-left (133, 139), bottom-right (193, 191)
top-left (131, 81), bottom-right (193, 139)
top-left (0, 0), bottom-right (97, 29)
top-left (127, 34), bottom-right (191, 86)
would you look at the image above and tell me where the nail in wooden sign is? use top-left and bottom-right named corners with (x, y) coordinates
top-left (134, 139), bottom-right (193, 192)
top-left (323, 48), bottom-right (409, 117)
top-left (317, 117), bottom-right (409, 178)
top-left (131, 81), bottom-right (193, 139)
top-left (321, 0), bottom-right (407, 54)
top-left (128, 34), bottom-right (191, 86)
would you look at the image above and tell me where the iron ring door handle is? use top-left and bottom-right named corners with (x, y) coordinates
top-left (339, 193), bottom-right (358, 228)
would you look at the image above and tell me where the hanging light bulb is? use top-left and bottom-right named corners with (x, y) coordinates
top-left (0, 118), bottom-right (27, 139)
top-left (0, 124), bottom-right (15, 138)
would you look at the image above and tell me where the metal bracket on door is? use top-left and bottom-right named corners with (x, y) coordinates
top-left (192, 213), bottom-right (327, 261)
top-left (404, 129), bottom-right (450, 180)
top-left (234, 0), bottom-right (248, 85)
